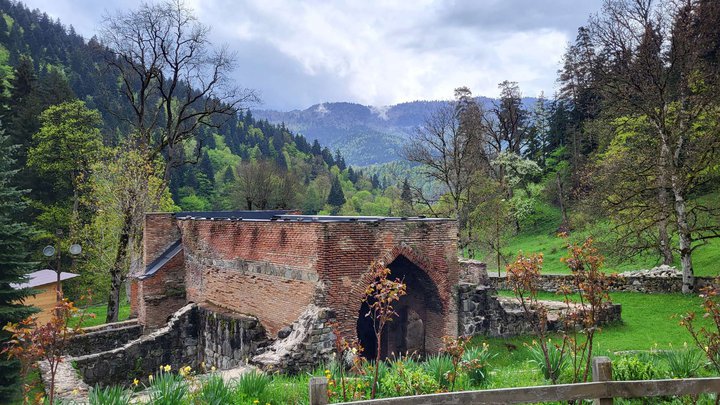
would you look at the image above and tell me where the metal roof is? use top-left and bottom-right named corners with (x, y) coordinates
top-left (175, 210), bottom-right (293, 220)
top-left (140, 239), bottom-right (182, 279)
top-left (174, 211), bottom-right (451, 223)
top-left (10, 269), bottom-right (79, 289)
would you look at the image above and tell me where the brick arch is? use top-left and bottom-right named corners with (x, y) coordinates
top-left (339, 243), bottom-right (449, 354)
top-left (346, 244), bottom-right (444, 310)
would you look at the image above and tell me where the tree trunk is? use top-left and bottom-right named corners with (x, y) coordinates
top-left (556, 173), bottom-right (569, 231)
top-left (656, 145), bottom-right (673, 266)
top-left (673, 192), bottom-right (694, 293)
top-left (658, 220), bottom-right (673, 266)
top-left (106, 206), bottom-right (133, 323)
top-left (668, 159), bottom-right (694, 293)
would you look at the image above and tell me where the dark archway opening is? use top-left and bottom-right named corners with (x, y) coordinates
top-left (356, 255), bottom-right (443, 360)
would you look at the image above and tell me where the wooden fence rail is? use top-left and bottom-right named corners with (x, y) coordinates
top-left (308, 357), bottom-right (720, 405)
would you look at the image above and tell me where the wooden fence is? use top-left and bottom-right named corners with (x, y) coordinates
top-left (308, 357), bottom-right (720, 404)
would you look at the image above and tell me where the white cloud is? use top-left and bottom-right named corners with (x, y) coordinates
top-left (21, 0), bottom-right (600, 109)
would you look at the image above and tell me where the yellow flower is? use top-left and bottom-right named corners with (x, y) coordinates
top-left (133, 378), bottom-right (139, 386)
top-left (72, 388), bottom-right (79, 395)
top-left (211, 366), bottom-right (216, 372)
top-left (324, 369), bottom-right (330, 374)
top-left (148, 375), bottom-right (154, 382)
top-left (253, 400), bottom-right (259, 404)
top-left (163, 364), bottom-right (171, 372)
top-left (201, 361), bottom-right (206, 369)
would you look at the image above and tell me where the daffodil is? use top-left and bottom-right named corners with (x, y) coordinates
top-left (211, 366), bottom-right (216, 372)
top-left (253, 400), bottom-right (260, 404)
top-left (163, 364), bottom-right (171, 372)
top-left (133, 378), bottom-right (139, 386)
top-left (148, 374), bottom-right (154, 382)
top-left (72, 388), bottom-right (79, 396)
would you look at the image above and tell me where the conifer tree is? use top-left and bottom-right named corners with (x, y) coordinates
top-left (327, 176), bottom-right (346, 210)
top-left (0, 128), bottom-right (37, 401)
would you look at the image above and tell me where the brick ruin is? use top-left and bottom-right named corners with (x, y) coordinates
top-left (117, 211), bottom-right (621, 376)
top-left (131, 211), bottom-right (460, 365)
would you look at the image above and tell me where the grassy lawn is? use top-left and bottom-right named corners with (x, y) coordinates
top-left (69, 300), bottom-right (131, 328)
top-left (487, 291), bottom-right (711, 367)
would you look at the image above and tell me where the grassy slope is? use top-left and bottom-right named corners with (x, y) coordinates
top-left (474, 202), bottom-right (720, 277)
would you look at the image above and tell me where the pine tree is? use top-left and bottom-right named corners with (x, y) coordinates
top-left (0, 129), bottom-right (37, 401)
top-left (401, 178), bottom-right (412, 205)
top-left (327, 176), bottom-right (346, 209)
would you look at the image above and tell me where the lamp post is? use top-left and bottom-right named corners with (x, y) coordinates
top-left (42, 242), bottom-right (82, 302)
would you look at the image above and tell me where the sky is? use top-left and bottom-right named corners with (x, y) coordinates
top-left (21, 0), bottom-right (604, 111)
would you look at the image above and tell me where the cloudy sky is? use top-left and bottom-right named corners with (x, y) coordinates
top-left (22, 0), bottom-right (603, 110)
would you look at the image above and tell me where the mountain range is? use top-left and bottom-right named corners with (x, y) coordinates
top-left (253, 97), bottom-right (536, 166)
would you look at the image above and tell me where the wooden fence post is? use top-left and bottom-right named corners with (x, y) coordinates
top-left (309, 376), bottom-right (329, 405)
top-left (592, 356), bottom-right (613, 405)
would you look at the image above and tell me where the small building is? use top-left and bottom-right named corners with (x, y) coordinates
top-left (12, 269), bottom-right (79, 323)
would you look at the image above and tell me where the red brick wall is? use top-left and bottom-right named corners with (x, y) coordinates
top-left (144, 213), bottom-right (181, 268)
top-left (315, 221), bottom-right (459, 353)
top-left (178, 220), bottom-right (323, 335)
top-left (137, 250), bottom-right (186, 329)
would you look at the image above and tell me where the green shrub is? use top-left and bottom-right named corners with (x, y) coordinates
top-left (88, 385), bottom-right (131, 405)
top-left (380, 365), bottom-right (440, 397)
top-left (148, 371), bottom-right (188, 405)
top-left (527, 342), bottom-right (567, 382)
top-left (463, 345), bottom-right (496, 386)
top-left (663, 349), bottom-right (705, 378)
top-left (194, 374), bottom-right (234, 405)
top-left (235, 370), bottom-right (271, 401)
top-left (613, 356), bottom-right (659, 381)
top-left (423, 355), bottom-right (454, 389)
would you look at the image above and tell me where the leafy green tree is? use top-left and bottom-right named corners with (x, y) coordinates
top-left (27, 100), bottom-right (103, 227)
top-left (82, 148), bottom-right (177, 322)
top-left (0, 130), bottom-right (37, 401)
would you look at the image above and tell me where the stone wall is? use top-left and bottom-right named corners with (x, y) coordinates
top-left (457, 283), bottom-right (622, 338)
top-left (198, 304), bottom-right (269, 370)
top-left (73, 304), bottom-right (200, 386)
top-left (457, 284), bottom-right (534, 337)
top-left (66, 320), bottom-right (143, 357)
top-left (486, 273), bottom-right (718, 294)
top-left (252, 305), bottom-right (336, 374)
top-left (72, 303), bottom-right (330, 386)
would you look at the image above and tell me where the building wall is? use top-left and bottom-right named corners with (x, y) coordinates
top-left (316, 220), bottom-right (459, 353)
top-left (26, 283), bottom-right (59, 323)
top-left (139, 215), bottom-right (460, 354)
top-left (178, 220), bottom-right (322, 335)
top-left (135, 251), bottom-right (186, 329)
top-left (131, 213), bottom-right (182, 319)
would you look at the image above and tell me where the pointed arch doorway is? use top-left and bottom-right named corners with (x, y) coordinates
top-left (356, 254), bottom-right (444, 360)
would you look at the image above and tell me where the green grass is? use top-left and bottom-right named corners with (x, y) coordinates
top-left (489, 291), bottom-right (711, 362)
top-left (69, 301), bottom-right (131, 328)
top-left (472, 201), bottom-right (720, 277)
